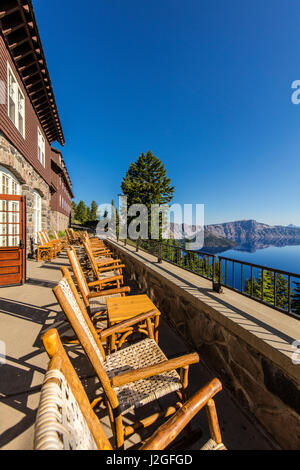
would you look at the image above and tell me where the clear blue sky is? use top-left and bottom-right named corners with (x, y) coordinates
top-left (33, 0), bottom-right (300, 226)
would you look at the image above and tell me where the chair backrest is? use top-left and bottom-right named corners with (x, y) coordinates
top-left (37, 232), bottom-right (46, 245)
top-left (66, 247), bottom-right (90, 307)
top-left (53, 270), bottom-right (106, 362)
top-left (83, 241), bottom-right (100, 281)
top-left (35, 329), bottom-right (112, 450)
top-left (53, 230), bottom-right (59, 240)
top-left (38, 331), bottom-right (225, 451)
top-left (43, 231), bottom-right (51, 243)
top-left (65, 228), bottom-right (73, 243)
top-left (52, 271), bottom-right (120, 424)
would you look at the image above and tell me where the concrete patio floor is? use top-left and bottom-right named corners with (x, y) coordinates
top-left (0, 251), bottom-right (277, 450)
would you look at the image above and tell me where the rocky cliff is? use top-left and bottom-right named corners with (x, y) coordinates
top-left (205, 219), bottom-right (300, 244)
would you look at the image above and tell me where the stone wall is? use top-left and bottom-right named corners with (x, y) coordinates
top-left (0, 132), bottom-right (51, 253)
top-left (50, 210), bottom-right (69, 234)
top-left (108, 241), bottom-right (300, 450)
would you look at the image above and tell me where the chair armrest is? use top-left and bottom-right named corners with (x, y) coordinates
top-left (97, 265), bottom-right (125, 273)
top-left (92, 249), bottom-right (111, 255)
top-left (96, 259), bottom-right (122, 266)
top-left (100, 310), bottom-right (157, 340)
top-left (110, 352), bottom-right (200, 388)
top-left (87, 275), bottom-right (123, 288)
top-left (87, 286), bottom-right (130, 299)
top-left (140, 378), bottom-right (222, 450)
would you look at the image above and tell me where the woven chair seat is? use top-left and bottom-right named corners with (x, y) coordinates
top-left (34, 370), bottom-right (98, 450)
top-left (89, 293), bottom-right (121, 314)
top-left (95, 256), bottom-right (112, 263)
top-left (58, 279), bottom-right (180, 416)
top-left (99, 270), bottom-right (120, 280)
top-left (103, 339), bottom-right (181, 413)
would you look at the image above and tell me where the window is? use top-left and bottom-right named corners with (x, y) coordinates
top-left (38, 128), bottom-right (45, 167)
top-left (33, 191), bottom-right (42, 243)
top-left (7, 64), bottom-right (25, 137)
top-left (0, 166), bottom-right (20, 195)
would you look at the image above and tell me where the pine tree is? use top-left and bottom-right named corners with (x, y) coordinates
top-left (291, 281), bottom-right (300, 315)
top-left (121, 150), bottom-right (174, 239)
top-left (90, 201), bottom-right (99, 221)
top-left (74, 200), bottom-right (88, 223)
top-left (71, 201), bottom-right (77, 223)
top-left (245, 271), bottom-right (289, 308)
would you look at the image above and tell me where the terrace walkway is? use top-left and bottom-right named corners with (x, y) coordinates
top-left (0, 252), bottom-right (276, 450)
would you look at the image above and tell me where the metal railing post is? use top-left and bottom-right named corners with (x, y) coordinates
top-left (136, 237), bottom-right (140, 253)
top-left (157, 241), bottom-right (162, 264)
top-left (212, 256), bottom-right (223, 293)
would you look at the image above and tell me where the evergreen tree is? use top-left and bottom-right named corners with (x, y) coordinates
top-left (71, 201), bottom-right (77, 223)
top-left (74, 200), bottom-right (88, 223)
top-left (291, 281), bottom-right (300, 315)
top-left (90, 201), bottom-right (99, 221)
top-left (121, 150), bottom-right (174, 239)
top-left (245, 270), bottom-right (289, 308)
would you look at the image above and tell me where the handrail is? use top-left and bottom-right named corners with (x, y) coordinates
top-left (111, 237), bottom-right (300, 320)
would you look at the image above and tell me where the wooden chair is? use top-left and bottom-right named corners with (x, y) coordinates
top-left (82, 232), bottom-right (112, 258)
top-left (83, 241), bottom-right (125, 290)
top-left (53, 230), bottom-right (69, 249)
top-left (36, 232), bottom-right (56, 261)
top-left (65, 248), bottom-right (129, 318)
top-left (58, 266), bottom-right (158, 352)
top-left (52, 275), bottom-right (200, 449)
top-left (43, 231), bottom-right (62, 255)
top-left (70, 228), bottom-right (83, 245)
top-left (65, 228), bottom-right (74, 245)
top-left (66, 228), bottom-right (82, 246)
top-left (35, 328), bottom-right (226, 450)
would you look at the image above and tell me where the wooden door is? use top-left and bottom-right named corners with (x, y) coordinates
top-left (0, 195), bottom-right (26, 287)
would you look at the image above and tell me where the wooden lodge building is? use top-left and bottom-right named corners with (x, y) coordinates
top-left (0, 1), bottom-right (73, 284)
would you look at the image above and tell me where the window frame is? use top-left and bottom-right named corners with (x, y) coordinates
top-left (37, 127), bottom-right (46, 167)
top-left (0, 166), bottom-right (21, 196)
top-left (33, 190), bottom-right (42, 243)
top-left (7, 63), bottom-right (25, 138)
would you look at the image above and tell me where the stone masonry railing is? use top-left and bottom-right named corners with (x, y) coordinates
top-left (107, 239), bottom-right (300, 450)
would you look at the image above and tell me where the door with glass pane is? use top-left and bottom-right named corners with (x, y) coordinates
top-left (0, 195), bottom-right (26, 286)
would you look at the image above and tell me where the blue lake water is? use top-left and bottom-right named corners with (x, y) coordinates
top-left (198, 245), bottom-right (300, 311)
top-left (213, 244), bottom-right (300, 275)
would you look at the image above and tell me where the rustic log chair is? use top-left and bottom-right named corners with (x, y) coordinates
top-left (65, 248), bottom-right (129, 319)
top-left (53, 230), bottom-right (69, 249)
top-left (52, 274), bottom-right (200, 449)
top-left (35, 328), bottom-right (226, 451)
top-left (43, 231), bottom-right (62, 255)
top-left (58, 266), bottom-right (159, 352)
top-left (70, 228), bottom-right (83, 245)
top-left (36, 232), bottom-right (56, 261)
top-left (83, 230), bottom-right (107, 245)
top-left (82, 232), bottom-right (112, 258)
top-left (66, 228), bottom-right (81, 246)
top-left (81, 237), bottom-right (121, 268)
top-left (41, 231), bottom-right (61, 255)
top-left (65, 228), bottom-right (74, 245)
top-left (83, 241), bottom-right (125, 290)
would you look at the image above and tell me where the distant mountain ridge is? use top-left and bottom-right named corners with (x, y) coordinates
top-left (170, 219), bottom-right (300, 251)
top-left (205, 219), bottom-right (300, 244)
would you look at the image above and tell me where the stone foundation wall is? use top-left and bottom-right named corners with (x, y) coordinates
top-left (108, 241), bottom-right (300, 450)
top-left (50, 211), bottom-right (69, 234)
top-left (0, 132), bottom-right (51, 253)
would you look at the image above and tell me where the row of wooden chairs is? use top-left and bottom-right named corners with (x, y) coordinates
top-left (65, 228), bottom-right (84, 246)
top-left (36, 231), bottom-right (67, 261)
top-left (34, 236), bottom-right (227, 450)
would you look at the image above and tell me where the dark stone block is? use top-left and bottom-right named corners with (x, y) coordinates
top-left (262, 358), bottom-right (300, 414)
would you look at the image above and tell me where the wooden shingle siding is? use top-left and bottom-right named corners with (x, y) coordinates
top-left (0, 35), bottom-right (51, 186)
